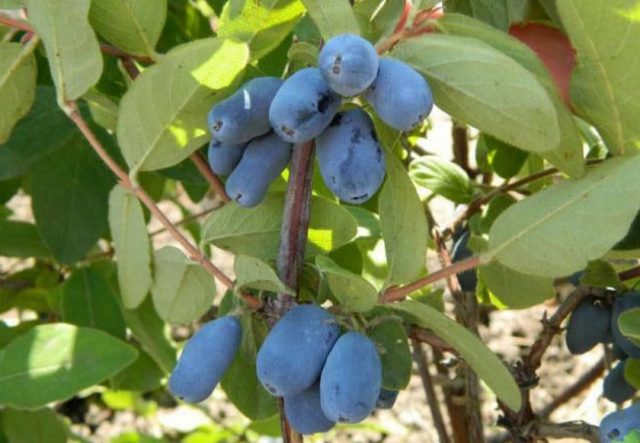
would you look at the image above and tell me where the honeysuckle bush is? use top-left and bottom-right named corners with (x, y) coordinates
top-left (0, 0), bottom-right (639, 441)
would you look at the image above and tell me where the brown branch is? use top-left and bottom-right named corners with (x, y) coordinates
top-left (380, 256), bottom-right (480, 303)
top-left (410, 327), bottom-right (456, 353)
top-left (411, 339), bottom-right (452, 443)
top-left (66, 104), bottom-right (262, 310)
top-left (530, 421), bottom-right (600, 442)
top-left (524, 286), bottom-right (592, 370)
top-left (99, 43), bottom-right (154, 64)
top-left (434, 231), bottom-right (484, 442)
top-left (190, 151), bottom-right (230, 202)
top-left (443, 159), bottom-right (605, 239)
top-left (539, 356), bottom-right (606, 418)
top-left (0, 14), bottom-right (31, 32)
top-left (149, 206), bottom-right (219, 236)
top-left (271, 142), bottom-right (315, 443)
top-left (619, 265), bottom-right (640, 282)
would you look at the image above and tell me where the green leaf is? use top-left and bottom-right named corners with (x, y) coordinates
top-left (121, 297), bottom-right (176, 373)
top-left (1, 408), bottom-right (67, 443)
top-left (581, 260), bottom-right (623, 289)
top-left (0, 41), bottom-right (38, 144)
top-left (558, 0), bottom-right (640, 155)
top-left (435, 13), bottom-right (584, 177)
top-left (83, 91), bottom-right (119, 132)
top-left (108, 186), bottom-right (153, 309)
top-left (29, 132), bottom-right (114, 264)
top-left (316, 255), bottom-right (377, 312)
top-left (202, 194), bottom-right (357, 261)
top-left (117, 38), bottom-right (249, 173)
top-left (218, 0), bottom-right (305, 61)
top-left (221, 313), bottom-right (278, 420)
top-left (393, 34), bottom-right (560, 155)
top-left (300, 0), bottom-right (360, 39)
top-left (467, 0), bottom-right (528, 30)
top-left (369, 318), bottom-right (412, 389)
top-left (26, 0), bottom-right (103, 103)
top-left (353, 0), bottom-right (404, 43)
top-left (0, 0), bottom-right (25, 7)
top-left (379, 153), bottom-right (428, 287)
top-left (623, 431), bottom-right (640, 443)
top-left (0, 221), bottom-right (49, 258)
top-left (619, 308), bottom-right (640, 342)
top-left (61, 268), bottom-right (127, 339)
top-left (0, 323), bottom-right (137, 409)
top-left (234, 255), bottom-right (293, 294)
top-left (486, 155), bottom-right (640, 277)
top-left (615, 209), bottom-right (640, 251)
top-left (151, 246), bottom-right (216, 325)
top-left (624, 358), bottom-right (640, 390)
top-left (409, 155), bottom-right (474, 204)
top-left (479, 261), bottom-right (555, 309)
top-left (111, 346), bottom-right (164, 392)
top-left (0, 87), bottom-right (81, 180)
top-left (391, 300), bottom-right (522, 410)
top-left (89, 0), bottom-right (167, 58)
top-left (476, 134), bottom-right (527, 179)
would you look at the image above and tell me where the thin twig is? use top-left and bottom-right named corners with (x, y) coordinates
top-left (66, 104), bottom-right (262, 310)
top-left (273, 142), bottom-right (315, 443)
top-left (149, 206), bottom-right (219, 236)
top-left (539, 357), bottom-right (606, 418)
top-left (190, 151), bottom-right (230, 202)
top-left (0, 14), bottom-right (31, 32)
top-left (380, 256), bottom-right (480, 303)
top-left (412, 339), bottom-right (452, 443)
top-left (410, 327), bottom-right (456, 353)
top-left (619, 265), bottom-right (640, 282)
top-left (434, 231), bottom-right (484, 442)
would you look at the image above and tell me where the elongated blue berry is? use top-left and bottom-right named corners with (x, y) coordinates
top-left (257, 305), bottom-right (340, 397)
top-left (600, 402), bottom-right (640, 442)
top-left (316, 109), bottom-right (385, 204)
top-left (169, 316), bottom-right (242, 403)
top-left (320, 332), bottom-right (382, 423)
top-left (365, 58), bottom-right (433, 131)
top-left (207, 139), bottom-right (247, 176)
top-left (208, 77), bottom-right (283, 144)
top-left (269, 68), bottom-right (341, 143)
top-left (319, 34), bottom-right (378, 97)
top-left (284, 382), bottom-right (336, 434)
top-left (225, 132), bottom-right (292, 208)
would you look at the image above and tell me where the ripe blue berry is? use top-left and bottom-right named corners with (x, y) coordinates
top-left (207, 139), bottom-right (247, 176)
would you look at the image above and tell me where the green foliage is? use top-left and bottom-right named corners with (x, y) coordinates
top-left (151, 246), bottom-right (216, 324)
top-left (116, 38), bottom-right (249, 172)
top-left (409, 155), bottom-right (475, 203)
top-left (217, 0), bottom-right (305, 61)
top-left (89, 0), bottom-right (167, 58)
top-left (0, 324), bottom-right (137, 409)
top-left (2, 0), bottom-right (640, 438)
top-left (234, 255), bottom-right (293, 295)
top-left (109, 185), bottom-right (153, 309)
top-left (0, 220), bottom-right (49, 258)
top-left (0, 41), bottom-right (37, 144)
top-left (300, 0), bottom-right (361, 38)
top-left (558, 0), bottom-right (640, 155)
top-left (0, 408), bottom-right (67, 443)
top-left (393, 34), bottom-right (561, 155)
top-left (316, 255), bottom-right (378, 312)
top-left (202, 195), bottom-right (357, 260)
top-left (61, 267), bottom-right (127, 338)
top-left (27, 0), bottom-right (103, 103)
top-left (380, 153), bottom-right (429, 287)
top-left (487, 155), bottom-right (640, 277)
top-left (391, 300), bottom-right (522, 411)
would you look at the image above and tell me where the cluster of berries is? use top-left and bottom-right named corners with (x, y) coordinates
top-left (168, 305), bottom-right (398, 435)
top-left (206, 33), bottom-right (433, 207)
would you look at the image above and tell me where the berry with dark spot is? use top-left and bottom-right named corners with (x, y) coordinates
top-left (319, 34), bottom-right (378, 97)
top-left (565, 296), bottom-right (611, 355)
top-left (207, 139), bottom-right (247, 176)
top-left (208, 77), bottom-right (283, 144)
top-left (316, 109), bottom-right (385, 204)
top-left (269, 68), bottom-right (341, 143)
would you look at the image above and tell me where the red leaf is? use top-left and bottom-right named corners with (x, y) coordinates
top-left (509, 22), bottom-right (575, 107)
